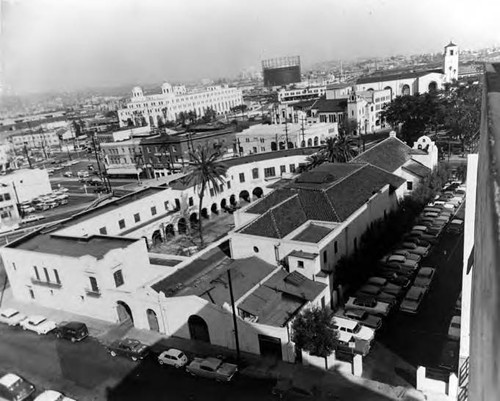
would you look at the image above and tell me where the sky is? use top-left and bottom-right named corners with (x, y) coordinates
top-left (1, 0), bottom-right (500, 94)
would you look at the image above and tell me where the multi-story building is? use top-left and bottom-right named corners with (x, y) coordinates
top-left (101, 138), bottom-right (145, 178)
top-left (236, 122), bottom-right (337, 155)
top-left (8, 129), bottom-right (61, 152)
top-left (0, 169), bottom-right (52, 204)
top-left (277, 86), bottom-right (327, 104)
top-left (0, 182), bottom-right (20, 233)
top-left (274, 98), bottom-right (347, 127)
top-left (346, 88), bottom-right (392, 134)
top-left (117, 83), bottom-right (243, 128)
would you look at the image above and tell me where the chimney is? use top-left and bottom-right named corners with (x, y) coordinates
top-left (389, 131), bottom-right (397, 138)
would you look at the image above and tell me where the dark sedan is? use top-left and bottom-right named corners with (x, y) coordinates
top-left (107, 338), bottom-right (150, 361)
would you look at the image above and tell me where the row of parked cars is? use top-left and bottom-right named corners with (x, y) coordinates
top-left (20, 188), bottom-right (69, 215)
top-left (332, 181), bottom-right (466, 357)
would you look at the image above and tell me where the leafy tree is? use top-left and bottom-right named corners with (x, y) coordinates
top-left (183, 147), bottom-right (227, 248)
top-left (291, 307), bottom-right (338, 360)
top-left (202, 107), bottom-right (217, 123)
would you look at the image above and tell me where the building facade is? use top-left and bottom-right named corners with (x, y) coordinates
top-left (117, 84), bottom-right (243, 128)
top-left (277, 86), bottom-right (327, 104)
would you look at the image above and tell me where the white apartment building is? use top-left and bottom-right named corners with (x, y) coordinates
top-left (117, 83), bottom-right (243, 128)
top-left (236, 122), bottom-right (338, 155)
top-left (346, 88), bottom-right (392, 134)
top-left (277, 86), bottom-right (327, 104)
top-left (9, 130), bottom-right (61, 151)
top-left (0, 169), bottom-right (52, 203)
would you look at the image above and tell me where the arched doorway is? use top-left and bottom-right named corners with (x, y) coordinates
top-left (178, 218), bottom-right (187, 235)
top-left (165, 224), bottom-right (175, 238)
top-left (152, 230), bottom-right (162, 246)
top-left (307, 138), bottom-right (312, 147)
top-left (313, 137), bottom-right (319, 146)
top-left (279, 141), bottom-right (285, 150)
top-left (271, 142), bottom-right (277, 151)
top-left (301, 140), bottom-right (305, 148)
top-left (287, 142), bottom-right (294, 149)
top-left (239, 190), bottom-right (250, 203)
top-left (252, 187), bottom-right (263, 199)
top-left (201, 208), bottom-right (209, 219)
top-left (211, 203), bottom-right (218, 215)
top-left (220, 198), bottom-right (227, 210)
top-left (428, 81), bottom-right (437, 92)
top-left (147, 309), bottom-right (159, 332)
top-left (189, 213), bottom-right (198, 230)
top-left (188, 315), bottom-right (210, 343)
top-left (149, 115), bottom-right (155, 126)
top-left (384, 86), bottom-right (393, 100)
top-left (229, 195), bottom-right (237, 206)
top-left (117, 301), bottom-right (134, 324)
top-left (402, 84), bottom-right (410, 96)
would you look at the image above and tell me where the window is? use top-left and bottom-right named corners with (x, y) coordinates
top-left (264, 167), bottom-right (276, 178)
top-left (134, 213), bottom-right (141, 223)
top-left (334, 241), bottom-right (338, 254)
top-left (261, 146), bottom-right (265, 152)
top-left (12, 262), bottom-right (16, 270)
top-left (4, 193), bottom-right (10, 201)
top-left (280, 165), bottom-right (286, 174)
top-left (227, 181), bottom-right (231, 189)
top-left (450, 50), bottom-right (454, 56)
top-left (89, 277), bottom-right (99, 293)
top-left (43, 267), bottom-right (50, 282)
top-left (297, 260), bottom-right (304, 268)
top-left (175, 198), bottom-right (181, 210)
top-left (289, 164), bottom-right (296, 173)
top-left (407, 181), bottom-right (413, 190)
top-left (252, 168), bottom-right (259, 179)
top-left (245, 138), bottom-right (250, 143)
top-left (99, 227), bottom-right (107, 235)
top-left (209, 188), bottom-right (214, 197)
top-left (189, 197), bottom-right (193, 206)
top-left (118, 219), bottom-right (126, 229)
top-left (164, 200), bottom-right (169, 210)
top-left (239, 173), bottom-right (245, 183)
top-left (33, 266), bottom-right (40, 281)
top-left (53, 269), bottom-right (60, 285)
top-left (151, 206), bottom-right (157, 216)
top-left (323, 250), bottom-right (327, 263)
top-left (113, 270), bottom-right (124, 287)
top-left (253, 246), bottom-right (259, 253)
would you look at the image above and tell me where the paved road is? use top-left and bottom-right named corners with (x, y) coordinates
top-left (0, 324), bottom-right (277, 401)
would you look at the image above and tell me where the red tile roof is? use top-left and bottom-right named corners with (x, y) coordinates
top-left (351, 136), bottom-right (412, 172)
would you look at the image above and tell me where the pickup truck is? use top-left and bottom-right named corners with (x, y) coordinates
top-left (186, 357), bottom-right (238, 382)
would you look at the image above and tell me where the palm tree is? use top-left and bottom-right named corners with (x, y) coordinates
top-left (300, 152), bottom-right (327, 172)
top-left (322, 135), bottom-right (358, 163)
top-left (183, 146), bottom-right (228, 248)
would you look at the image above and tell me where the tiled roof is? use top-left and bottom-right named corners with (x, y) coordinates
top-left (246, 188), bottom-right (295, 215)
top-left (351, 136), bottom-right (412, 172)
top-left (265, 269), bottom-right (326, 301)
top-left (356, 69), bottom-right (443, 85)
top-left (238, 162), bottom-right (405, 238)
top-left (402, 160), bottom-right (431, 178)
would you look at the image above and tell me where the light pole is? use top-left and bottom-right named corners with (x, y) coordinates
top-left (227, 269), bottom-right (241, 364)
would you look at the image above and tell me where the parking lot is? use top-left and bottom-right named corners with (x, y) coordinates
top-left (362, 200), bottom-right (465, 386)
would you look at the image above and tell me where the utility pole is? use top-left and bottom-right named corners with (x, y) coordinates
top-left (300, 117), bottom-right (306, 147)
top-left (23, 143), bottom-right (32, 169)
top-left (227, 269), bottom-right (241, 364)
top-left (91, 132), bottom-right (111, 193)
top-left (284, 118), bottom-right (289, 149)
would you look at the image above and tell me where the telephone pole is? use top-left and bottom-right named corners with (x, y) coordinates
top-left (227, 269), bottom-right (241, 364)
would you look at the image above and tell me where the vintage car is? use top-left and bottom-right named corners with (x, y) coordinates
top-left (185, 357), bottom-right (238, 382)
top-left (107, 338), bottom-right (150, 361)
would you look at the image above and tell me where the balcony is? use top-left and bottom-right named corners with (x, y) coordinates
top-left (85, 288), bottom-right (101, 298)
top-left (30, 278), bottom-right (62, 289)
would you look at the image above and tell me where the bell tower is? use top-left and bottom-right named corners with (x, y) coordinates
top-left (444, 42), bottom-right (459, 83)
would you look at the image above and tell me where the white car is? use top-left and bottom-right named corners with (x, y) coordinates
top-left (345, 296), bottom-right (391, 317)
top-left (332, 315), bottom-right (375, 343)
top-left (20, 215), bottom-right (45, 224)
top-left (20, 315), bottom-right (57, 335)
top-left (0, 308), bottom-right (26, 326)
top-left (158, 348), bottom-right (188, 368)
top-left (448, 316), bottom-right (461, 341)
top-left (34, 390), bottom-right (76, 401)
top-left (413, 267), bottom-right (436, 289)
top-left (391, 249), bottom-right (421, 262)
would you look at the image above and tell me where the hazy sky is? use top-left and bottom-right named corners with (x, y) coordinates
top-left (2, 0), bottom-right (499, 94)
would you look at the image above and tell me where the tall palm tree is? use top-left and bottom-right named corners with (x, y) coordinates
top-left (300, 152), bottom-right (327, 172)
top-left (183, 146), bottom-right (228, 248)
top-left (322, 135), bottom-right (358, 163)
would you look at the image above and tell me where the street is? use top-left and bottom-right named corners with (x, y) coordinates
top-left (0, 324), bottom-right (277, 401)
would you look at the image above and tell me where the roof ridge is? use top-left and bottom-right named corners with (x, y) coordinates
top-left (324, 163), bottom-right (365, 190)
top-left (320, 189), bottom-right (341, 222)
top-left (269, 209), bottom-right (281, 238)
top-left (360, 162), bottom-right (402, 179)
top-left (351, 135), bottom-right (411, 163)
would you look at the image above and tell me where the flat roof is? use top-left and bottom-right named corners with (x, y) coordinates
top-left (291, 224), bottom-right (335, 243)
top-left (6, 232), bottom-right (138, 259)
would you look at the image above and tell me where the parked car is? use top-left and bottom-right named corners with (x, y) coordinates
top-left (381, 254), bottom-right (419, 269)
top-left (0, 308), bottom-right (26, 326)
top-left (391, 249), bottom-right (421, 262)
top-left (447, 219), bottom-right (464, 235)
top-left (355, 285), bottom-right (397, 306)
top-left (332, 315), bottom-right (375, 343)
top-left (186, 357), bottom-right (238, 382)
top-left (20, 315), bottom-right (57, 335)
top-left (413, 267), bottom-right (436, 289)
top-left (0, 373), bottom-right (35, 401)
top-left (77, 171), bottom-right (89, 179)
top-left (371, 272), bottom-right (411, 289)
top-left (439, 341), bottom-right (459, 371)
top-left (400, 241), bottom-right (430, 256)
top-left (400, 286), bottom-right (427, 314)
top-left (345, 296), bottom-right (391, 317)
top-left (366, 277), bottom-right (404, 295)
top-left (34, 390), bottom-right (76, 401)
top-left (54, 321), bottom-right (88, 342)
top-left (377, 263), bottom-right (415, 277)
top-left (342, 309), bottom-right (383, 331)
top-left (158, 348), bottom-right (188, 368)
top-left (63, 171), bottom-right (73, 178)
top-left (403, 232), bottom-right (438, 246)
top-left (448, 316), bottom-right (461, 341)
top-left (455, 293), bottom-right (462, 313)
top-left (107, 338), bottom-right (150, 361)
top-left (20, 214), bottom-right (45, 225)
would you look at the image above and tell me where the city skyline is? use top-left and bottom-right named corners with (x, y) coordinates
top-left (1, 0), bottom-right (499, 94)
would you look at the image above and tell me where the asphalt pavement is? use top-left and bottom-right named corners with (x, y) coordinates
top-left (0, 324), bottom-right (278, 401)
